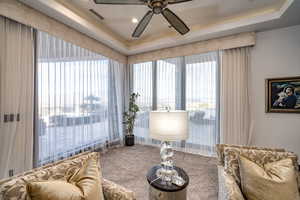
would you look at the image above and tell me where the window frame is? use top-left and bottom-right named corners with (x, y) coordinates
top-left (131, 52), bottom-right (220, 152)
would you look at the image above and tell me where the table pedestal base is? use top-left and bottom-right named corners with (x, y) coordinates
top-left (147, 165), bottom-right (189, 200)
top-left (149, 185), bottom-right (187, 200)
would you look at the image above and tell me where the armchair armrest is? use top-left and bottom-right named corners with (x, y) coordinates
top-left (102, 178), bottom-right (136, 200)
top-left (218, 166), bottom-right (245, 200)
top-left (298, 171), bottom-right (300, 192)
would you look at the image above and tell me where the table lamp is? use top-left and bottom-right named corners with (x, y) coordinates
top-left (149, 110), bottom-right (188, 186)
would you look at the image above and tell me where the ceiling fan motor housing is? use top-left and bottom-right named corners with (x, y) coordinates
top-left (148, 0), bottom-right (167, 14)
top-left (93, 0), bottom-right (191, 37)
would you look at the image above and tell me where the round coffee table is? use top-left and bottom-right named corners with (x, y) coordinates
top-left (146, 165), bottom-right (189, 200)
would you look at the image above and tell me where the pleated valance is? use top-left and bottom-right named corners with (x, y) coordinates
top-left (128, 32), bottom-right (256, 64)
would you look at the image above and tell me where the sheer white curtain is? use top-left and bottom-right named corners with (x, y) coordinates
top-left (132, 62), bottom-right (153, 144)
top-left (131, 52), bottom-right (219, 156)
top-left (220, 47), bottom-right (252, 145)
top-left (156, 57), bottom-right (184, 149)
top-left (185, 52), bottom-right (219, 156)
top-left (0, 16), bottom-right (34, 178)
top-left (157, 58), bottom-right (182, 110)
top-left (36, 31), bottom-right (124, 166)
top-left (132, 58), bottom-right (183, 146)
top-left (108, 59), bottom-right (125, 143)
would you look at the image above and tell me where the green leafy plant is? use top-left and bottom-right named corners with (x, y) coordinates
top-left (123, 93), bottom-right (140, 136)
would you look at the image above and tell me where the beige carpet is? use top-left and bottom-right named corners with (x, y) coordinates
top-left (101, 145), bottom-right (218, 200)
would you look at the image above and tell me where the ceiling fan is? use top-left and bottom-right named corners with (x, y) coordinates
top-left (93, 0), bottom-right (192, 38)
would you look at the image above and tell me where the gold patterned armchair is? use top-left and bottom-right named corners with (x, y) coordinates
top-left (0, 152), bottom-right (136, 200)
top-left (216, 144), bottom-right (300, 200)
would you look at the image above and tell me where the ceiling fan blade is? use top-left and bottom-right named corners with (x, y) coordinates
top-left (161, 8), bottom-right (190, 35)
top-left (132, 11), bottom-right (154, 38)
top-left (93, 0), bottom-right (146, 5)
top-left (168, 0), bottom-right (193, 4)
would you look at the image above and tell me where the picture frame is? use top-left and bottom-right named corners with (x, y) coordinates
top-left (265, 76), bottom-right (300, 113)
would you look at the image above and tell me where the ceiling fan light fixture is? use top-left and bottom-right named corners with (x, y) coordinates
top-left (149, 0), bottom-right (166, 14)
top-left (153, 6), bottom-right (162, 14)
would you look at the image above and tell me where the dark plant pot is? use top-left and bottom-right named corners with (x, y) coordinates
top-left (125, 135), bottom-right (135, 146)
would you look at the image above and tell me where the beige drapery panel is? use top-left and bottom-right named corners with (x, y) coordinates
top-left (220, 47), bottom-right (253, 145)
top-left (0, 16), bottom-right (34, 179)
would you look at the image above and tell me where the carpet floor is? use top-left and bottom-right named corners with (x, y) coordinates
top-left (101, 145), bottom-right (218, 200)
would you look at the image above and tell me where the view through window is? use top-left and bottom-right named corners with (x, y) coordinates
top-left (185, 53), bottom-right (218, 154)
top-left (132, 62), bottom-right (153, 143)
top-left (157, 59), bottom-right (178, 110)
top-left (37, 32), bottom-right (111, 165)
top-left (132, 52), bottom-right (219, 155)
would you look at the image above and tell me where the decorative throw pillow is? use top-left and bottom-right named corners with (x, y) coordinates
top-left (27, 157), bottom-right (104, 200)
top-left (27, 180), bottom-right (84, 200)
top-left (223, 147), bottom-right (299, 186)
top-left (216, 144), bottom-right (285, 166)
top-left (69, 156), bottom-right (104, 200)
top-left (239, 156), bottom-right (300, 200)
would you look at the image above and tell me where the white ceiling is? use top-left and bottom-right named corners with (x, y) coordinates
top-left (71, 0), bottom-right (285, 41)
top-left (19, 0), bottom-right (300, 55)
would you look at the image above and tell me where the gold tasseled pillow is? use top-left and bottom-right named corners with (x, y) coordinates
top-left (239, 156), bottom-right (300, 200)
top-left (27, 157), bottom-right (104, 200)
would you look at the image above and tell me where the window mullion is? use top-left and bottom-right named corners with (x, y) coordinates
top-left (152, 60), bottom-right (157, 110)
top-left (216, 51), bottom-right (221, 144)
top-left (175, 56), bottom-right (186, 110)
top-left (179, 56), bottom-right (186, 148)
top-left (181, 56), bottom-right (186, 110)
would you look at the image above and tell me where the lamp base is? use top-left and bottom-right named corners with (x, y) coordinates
top-left (155, 141), bottom-right (186, 186)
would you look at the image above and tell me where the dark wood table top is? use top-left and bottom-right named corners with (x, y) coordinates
top-left (146, 165), bottom-right (189, 192)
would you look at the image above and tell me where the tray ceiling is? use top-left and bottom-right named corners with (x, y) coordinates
top-left (19, 0), bottom-right (298, 55)
top-left (71, 0), bottom-right (284, 40)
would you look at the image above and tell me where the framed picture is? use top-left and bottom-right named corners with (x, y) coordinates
top-left (266, 76), bottom-right (300, 113)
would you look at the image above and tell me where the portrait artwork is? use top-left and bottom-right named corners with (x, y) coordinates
top-left (266, 77), bottom-right (300, 113)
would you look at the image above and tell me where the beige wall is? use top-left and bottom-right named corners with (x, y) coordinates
top-left (250, 25), bottom-right (300, 159)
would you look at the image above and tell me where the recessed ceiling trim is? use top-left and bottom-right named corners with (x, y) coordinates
top-left (19, 0), bottom-right (295, 55)
top-left (278, 0), bottom-right (294, 16)
top-left (20, 0), bottom-right (129, 53)
top-left (127, 0), bottom-right (294, 55)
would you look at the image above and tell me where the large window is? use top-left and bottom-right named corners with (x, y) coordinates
top-left (132, 62), bottom-right (152, 143)
top-left (132, 52), bottom-right (219, 155)
top-left (157, 58), bottom-right (179, 110)
top-left (185, 53), bottom-right (219, 154)
top-left (37, 32), bottom-right (123, 165)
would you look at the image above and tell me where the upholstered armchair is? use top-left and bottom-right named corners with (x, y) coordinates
top-left (216, 144), bottom-right (300, 200)
top-left (0, 152), bottom-right (136, 200)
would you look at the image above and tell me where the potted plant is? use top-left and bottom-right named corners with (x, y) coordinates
top-left (123, 93), bottom-right (140, 146)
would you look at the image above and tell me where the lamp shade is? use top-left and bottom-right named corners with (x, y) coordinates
top-left (149, 110), bottom-right (188, 141)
